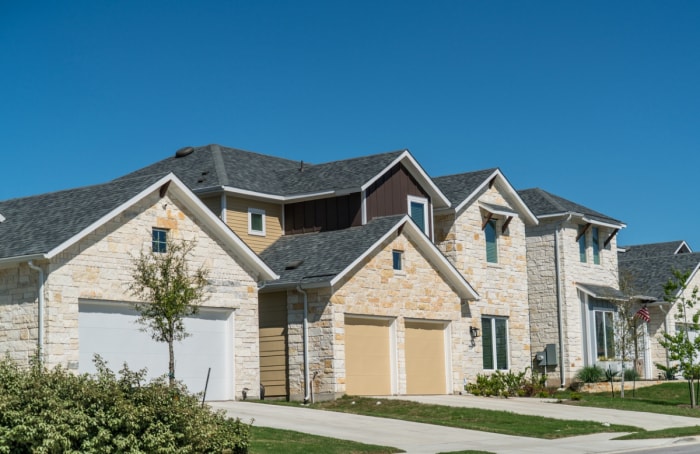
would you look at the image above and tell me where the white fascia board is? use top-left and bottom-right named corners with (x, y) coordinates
top-left (214, 186), bottom-right (338, 204)
top-left (360, 150), bottom-right (452, 209)
top-left (329, 215), bottom-right (479, 300)
top-left (45, 173), bottom-right (278, 281)
top-left (454, 169), bottom-right (538, 225)
top-left (0, 253), bottom-right (46, 268)
top-left (676, 241), bottom-right (692, 253)
top-left (677, 262), bottom-right (700, 299)
top-left (0, 213), bottom-right (5, 223)
top-left (580, 216), bottom-right (627, 230)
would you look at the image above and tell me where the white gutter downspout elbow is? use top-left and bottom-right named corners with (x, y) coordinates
top-left (296, 285), bottom-right (311, 403)
top-left (28, 261), bottom-right (45, 364)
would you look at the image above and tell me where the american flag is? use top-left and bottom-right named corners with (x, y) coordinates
top-left (635, 306), bottom-right (650, 323)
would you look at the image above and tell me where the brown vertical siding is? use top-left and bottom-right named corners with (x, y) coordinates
top-left (284, 193), bottom-right (361, 234)
top-left (365, 164), bottom-right (432, 235)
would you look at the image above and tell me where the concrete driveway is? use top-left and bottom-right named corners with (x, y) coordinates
top-left (209, 395), bottom-right (700, 454)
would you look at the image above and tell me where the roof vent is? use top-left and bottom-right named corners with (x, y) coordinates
top-left (285, 260), bottom-right (304, 270)
top-left (175, 146), bottom-right (194, 158)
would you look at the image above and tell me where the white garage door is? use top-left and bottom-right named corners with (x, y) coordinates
top-left (79, 301), bottom-right (233, 401)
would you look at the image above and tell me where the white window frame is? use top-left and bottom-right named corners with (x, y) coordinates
top-left (407, 195), bottom-right (429, 235)
top-left (248, 208), bottom-right (266, 236)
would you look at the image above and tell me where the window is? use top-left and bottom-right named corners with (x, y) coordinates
top-left (482, 317), bottom-right (508, 370)
top-left (248, 208), bottom-right (266, 236)
top-left (152, 228), bottom-right (168, 253)
top-left (592, 227), bottom-right (600, 265)
top-left (392, 250), bottom-right (403, 271)
top-left (408, 196), bottom-right (429, 235)
top-left (594, 310), bottom-right (615, 360)
top-left (578, 226), bottom-right (587, 263)
top-left (484, 219), bottom-right (498, 263)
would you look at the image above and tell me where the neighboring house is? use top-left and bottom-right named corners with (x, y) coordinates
top-left (433, 169), bottom-right (538, 376)
top-left (0, 173), bottom-right (276, 401)
top-left (517, 188), bottom-right (627, 386)
top-left (618, 241), bottom-right (700, 378)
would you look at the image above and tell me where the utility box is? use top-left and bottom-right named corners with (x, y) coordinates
top-left (535, 344), bottom-right (558, 367)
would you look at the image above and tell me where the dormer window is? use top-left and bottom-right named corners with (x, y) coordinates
top-left (248, 208), bottom-right (266, 236)
top-left (152, 228), bottom-right (168, 253)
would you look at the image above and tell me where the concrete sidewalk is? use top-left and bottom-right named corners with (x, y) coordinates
top-left (209, 398), bottom-right (700, 454)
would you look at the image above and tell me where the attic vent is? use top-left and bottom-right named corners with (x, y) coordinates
top-left (175, 146), bottom-right (194, 158)
top-left (285, 260), bottom-right (304, 270)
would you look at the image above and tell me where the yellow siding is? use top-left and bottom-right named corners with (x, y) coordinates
top-left (225, 196), bottom-right (283, 253)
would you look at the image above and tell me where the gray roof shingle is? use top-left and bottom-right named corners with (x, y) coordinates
top-left (619, 241), bottom-right (691, 261)
top-left (0, 173), bottom-right (168, 260)
top-left (618, 252), bottom-right (700, 301)
top-left (118, 144), bottom-right (406, 196)
top-left (517, 188), bottom-right (623, 226)
top-left (259, 215), bottom-right (405, 287)
top-left (433, 169), bottom-right (498, 206)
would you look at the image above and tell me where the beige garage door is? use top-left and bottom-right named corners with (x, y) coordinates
top-left (405, 320), bottom-right (447, 395)
top-left (345, 317), bottom-right (392, 396)
top-left (259, 292), bottom-right (288, 399)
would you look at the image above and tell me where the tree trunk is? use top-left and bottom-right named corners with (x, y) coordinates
top-left (620, 362), bottom-right (625, 398)
top-left (169, 340), bottom-right (175, 387)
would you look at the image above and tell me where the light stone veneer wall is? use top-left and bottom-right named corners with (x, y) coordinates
top-left (525, 218), bottom-right (621, 385)
top-left (285, 232), bottom-right (467, 400)
top-left (434, 184), bottom-right (531, 376)
top-left (648, 269), bottom-right (700, 378)
top-left (1, 191), bottom-right (261, 399)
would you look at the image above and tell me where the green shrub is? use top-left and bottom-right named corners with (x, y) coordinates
top-left (623, 368), bottom-right (640, 381)
top-left (465, 368), bottom-right (547, 398)
top-left (575, 365), bottom-right (605, 383)
top-left (0, 355), bottom-right (250, 453)
top-left (570, 392), bottom-right (582, 401)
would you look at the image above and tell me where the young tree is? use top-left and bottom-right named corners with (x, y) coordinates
top-left (658, 269), bottom-right (700, 407)
top-left (616, 272), bottom-right (646, 398)
top-left (129, 239), bottom-right (209, 386)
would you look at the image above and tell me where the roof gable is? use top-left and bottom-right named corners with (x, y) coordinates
top-left (434, 168), bottom-right (537, 224)
top-left (259, 215), bottom-right (477, 299)
top-left (0, 173), bottom-right (277, 280)
top-left (619, 241), bottom-right (692, 261)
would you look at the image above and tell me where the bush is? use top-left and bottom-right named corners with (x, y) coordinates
top-left (623, 368), bottom-right (640, 381)
top-left (0, 355), bottom-right (250, 453)
top-left (465, 368), bottom-right (547, 398)
top-left (575, 365), bottom-right (605, 383)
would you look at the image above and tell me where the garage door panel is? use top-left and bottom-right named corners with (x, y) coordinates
top-left (405, 321), bottom-right (447, 395)
top-left (345, 317), bottom-right (392, 396)
top-left (79, 302), bottom-right (233, 401)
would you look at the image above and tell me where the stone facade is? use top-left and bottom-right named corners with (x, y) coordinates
top-left (0, 191), bottom-right (261, 399)
top-left (525, 218), bottom-right (621, 386)
top-left (284, 231), bottom-right (468, 400)
top-left (434, 183), bottom-right (532, 375)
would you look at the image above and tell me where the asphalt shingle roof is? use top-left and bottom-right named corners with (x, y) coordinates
top-left (517, 188), bottom-right (623, 226)
top-left (618, 241), bottom-right (691, 261)
top-left (433, 169), bottom-right (498, 205)
top-left (618, 252), bottom-right (700, 301)
top-left (0, 173), bottom-right (167, 260)
top-left (259, 215), bottom-right (405, 287)
top-left (118, 145), bottom-right (406, 196)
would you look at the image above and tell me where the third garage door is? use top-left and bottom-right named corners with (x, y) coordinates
top-left (405, 320), bottom-right (447, 395)
top-left (345, 316), bottom-right (393, 396)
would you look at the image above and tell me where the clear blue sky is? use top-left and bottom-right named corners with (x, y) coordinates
top-left (2, 1), bottom-right (699, 248)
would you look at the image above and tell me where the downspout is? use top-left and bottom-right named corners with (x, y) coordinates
top-left (296, 285), bottom-right (311, 403)
top-left (27, 261), bottom-right (45, 364)
top-left (554, 215), bottom-right (571, 388)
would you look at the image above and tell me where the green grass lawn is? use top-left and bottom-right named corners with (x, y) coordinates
top-left (270, 396), bottom-right (639, 439)
top-left (250, 426), bottom-right (403, 453)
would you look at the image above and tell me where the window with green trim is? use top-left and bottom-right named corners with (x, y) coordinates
top-left (485, 219), bottom-right (498, 263)
top-left (592, 227), bottom-right (600, 265)
top-left (578, 226), bottom-right (587, 263)
top-left (482, 317), bottom-right (508, 370)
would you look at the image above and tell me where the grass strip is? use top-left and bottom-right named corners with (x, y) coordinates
top-left (613, 425), bottom-right (700, 440)
top-left (270, 396), bottom-right (640, 439)
top-left (250, 425), bottom-right (403, 453)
